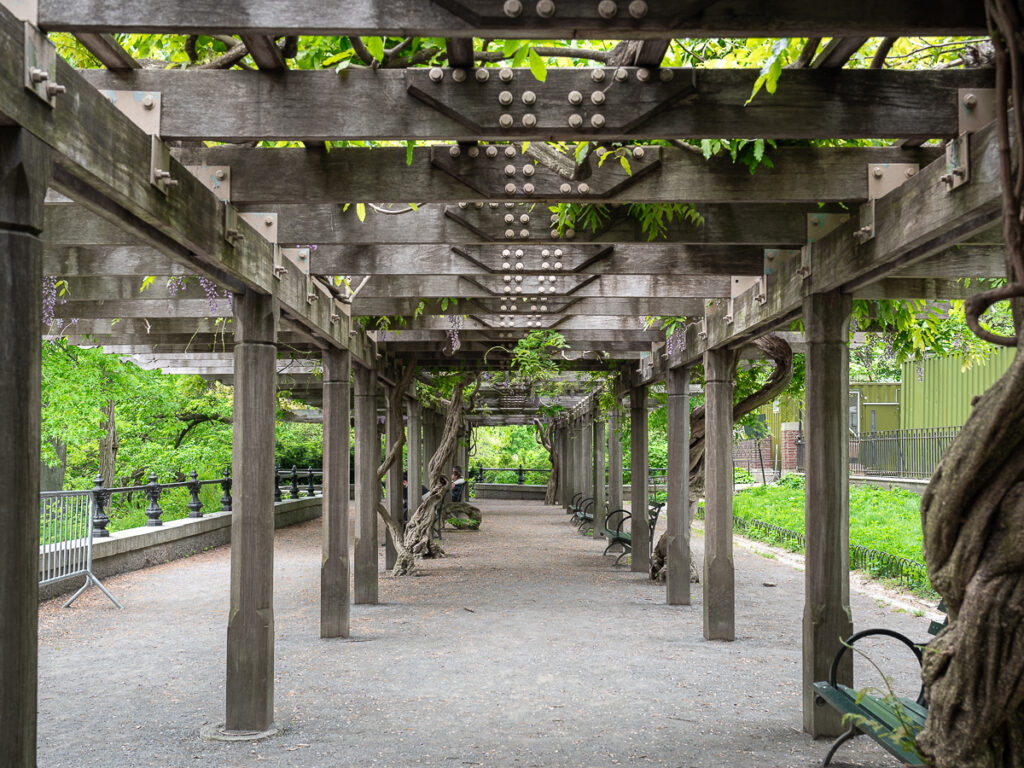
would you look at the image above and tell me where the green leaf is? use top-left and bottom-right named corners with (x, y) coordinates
top-left (356, 203), bottom-right (366, 222)
top-left (527, 47), bottom-right (547, 82)
top-left (140, 276), bottom-right (155, 293)
top-left (363, 36), bottom-right (385, 62)
top-left (406, 140), bottom-right (415, 166)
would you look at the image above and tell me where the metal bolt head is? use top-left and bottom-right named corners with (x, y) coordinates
top-left (520, 227), bottom-right (531, 236)
top-left (502, 262), bottom-right (511, 270)
top-left (614, 67), bottom-right (628, 82)
top-left (142, 94), bottom-right (156, 109)
top-left (872, 166), bottom-right (884, 178)
top-left (597, 0), bottom-right (617, 18)
top-left (564, 229), bottom-right (575, 239)
top-left (29, 67), bottom-right (48, 83)
top-left (264, 216), bottom-right (274, 226)
top-left (499, 67), bottom-right (514, 82)
top-left (474, 201), bottom-right (484, 209)
top-left (550, 228), bottom-right (560, 238)
top-left (505, 213), bottom-right (515, 223)
top-left (632, 146), bottom-right (645, 159)
top-left (459, 202), bottom-right (469, 209)
top-left (522, 90), bottom-right (536, 105)
top-left (504, 0), bottom-right (524, 17)
top-left (468, 145), bottom-right (480, 158)
top-left (506, 228), bottom-right (516, 239)
top-left (452, 68), bottom-right (467, 83)
top-left (503, 275), bottom-right (512, 283)
top-left (215, 169), bottom-right (226, 180)
top-left (520, 214), bottom-right (530, 224)
top-left (554, 260), bottom-right (563, 269)
top-left (559, 183), bottom-right (572, 194)
top-left (628, 0), bottom-right (648, 18)
top-left (515, 262), bottom-right (524, 270)
top-left (499, 113), bottom-right (514, 128)
top-left (542, 249), bottom-right (551, 257)
top-left (523, 164), bottom-right (535, 177)
top-left (516, 248), bottom-right (525, 257)
top-left (500, 304), bottom-right (508, 311)
top-left (554, 249), bottom-right (563, 257)
top-left (449, 145), bottom-right (461, 158)
top-left (568, 90), bottom-right (583, 105)
top-left (568, 114), bottom-right (583, 128)
top-left (505, 145), bottom-right (517, 158)
top-left (505, 164), bottom-right (517, 177)
top-left (504, 285), bottom-right (512, 293)
top-left (590, 114), bottom-right (605, 128)
top-left (522, 113), bottom-right (537, 128)
top-left (591, 68), bottom-right (607, 82)
top-left (486, 145), bottom-right (499, 158)
top-left (637, 68), bottom-right (651, 82)
top-left (505, 183), bottom-right (517, 195)
top-left (523, 183), bottom-right (535, 195)
top-left (503, 248), bottom-right (512, 257)
top-left (591, 90), bottom-right (606, 105)
top-left (429, 67), bottom-right (444, 82)
top-left (46, 83), bottom-right (66, 96)
top-left (536, 0), bottom-right (556, 16)
top-left (515, 286), bottom-right (523, 293)
top-left (475, 68), bottom-right (490, 82)
top-left (541, 261), bottom-right (551, 269)
top-left (963, 92), bottom-right (978, 108)
top-left (498, 90), bottom-right (514, 106)
top-left (578, 183), bottom-right (590, 194)
top-left (906, 167), bottom-right (916, 178)
top-left (660, 68), bottom-right (675, 82)
top-left (489, 201), bottom-right (500, 208)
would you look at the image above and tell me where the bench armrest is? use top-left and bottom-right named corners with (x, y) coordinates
top-left (829, 628), bottom-right (925, 705)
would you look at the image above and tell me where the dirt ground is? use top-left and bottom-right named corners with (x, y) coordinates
top-left (38, 499), bottom-right (932, 768)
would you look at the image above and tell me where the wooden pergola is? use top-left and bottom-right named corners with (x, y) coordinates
top-left (0, 1), bottom-right (1001, 760)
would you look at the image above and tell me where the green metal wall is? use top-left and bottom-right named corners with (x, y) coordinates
top-left (901, 348), bottom-right (1016, 429)
top-left (850, 382), bottom-right (901, 434)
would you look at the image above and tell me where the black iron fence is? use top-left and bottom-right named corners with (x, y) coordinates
top-left (796, 426), bottom-right (961, 480)
top-left (474, 465), bottom-right (550, 485)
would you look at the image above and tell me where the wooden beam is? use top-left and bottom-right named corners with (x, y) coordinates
top-left (351, 296), bottom-right (704, 316)
top-left (74, 32), bottom-right (139, 70)
top-left (80, 68), bottom-right (993, 142)
top-left (173, 143), bottom-right (943, 204)
top-left (810, 37), bottom-right (870, 69)
top-left (39, 1), bottom-right (988, 38)
top-left (352, 274), bottom-right (732, 299)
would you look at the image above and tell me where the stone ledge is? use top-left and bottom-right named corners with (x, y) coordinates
top-left (39, 496), bottom-right (322, 602)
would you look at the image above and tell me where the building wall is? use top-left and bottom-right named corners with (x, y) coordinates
top-left (901, 348), bottom-right (1015, 429)
top-left (850, 382), bottom-right (900, 434)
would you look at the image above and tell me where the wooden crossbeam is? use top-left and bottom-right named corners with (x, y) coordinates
top-left (350, 296), bottom-right (704, 316)
top-left (74, 33), bottom-right (139, 70)
top-left (352, 274), bottom-right (731, 299)
top-left (38, 1), bottom-right (988, 37)
top-left (174, 144), bottom-right (942, 205)
top-left (79, 68), bottom-right (991, 142)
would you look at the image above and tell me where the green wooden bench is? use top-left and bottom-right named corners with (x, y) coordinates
top-left (601, 502), bottom-right (663, 565)
top-left (813, 608), bottom-right (946, 767)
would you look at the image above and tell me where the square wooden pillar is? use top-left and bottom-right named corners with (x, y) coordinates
top-left (0, 127), bottom-right (47, 768)
top-left (592, 415), bottom-right (606, 538)
top-left (630, 385), bottom-right (650, 573)
top-left (226, 289), bottom-right (278, 732)
top-left (407, 401), bottom-right (423, 515)
top-left (607, 405), bottom-right (623, 513)
top-left (666, 365), bottom-right (691, 605)
top-left (321, 347), bottom-right (350, 638)
top-left (581, 412), bottom-right (594, 508)
top-left (703, 347), bottom-right (736, 641)
top-left (385, 386), bottom-right (403, 571)
top-left (802, 291), bottom-right (854, 737)
top-left (353, 364), bottom-right (379, 604)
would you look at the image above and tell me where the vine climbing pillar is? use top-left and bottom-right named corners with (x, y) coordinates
top-left (592, 412), bottom-right (606, 538)
top-left (0, 127), bottom-right (48, 768)
top-left (802, 290), bottom-right (853, 737)
top-left (321, 347), bottom-right (350, 638)
top-left (630, 383), bottom-right (650, 573)
top-left (385, 385), bottom-right (403, 571)
top-left (226, 288), bottom-right (278, 732)
top-left (703, 347), bottom-right (735, 641)
top-left (666, 365), bottom-right (691, 605)
top-left (353, 364), bottom-right (379, 605)
top-left (608, 404), bottom-right (623, 513)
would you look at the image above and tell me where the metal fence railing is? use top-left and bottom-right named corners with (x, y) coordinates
top-left (474, 466), bottom-right (551, 485)
top-left (796, 426), bottom-right (961, 480)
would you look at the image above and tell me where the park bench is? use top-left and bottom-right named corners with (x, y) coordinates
top-left (573, 498), bottom-right (596, 532)
top-left (601, 502), bottom-right (664, 565)
top-left (813, 604), bottom-right (947, 766)
top-left (567, 492), bottom-right (585, 516)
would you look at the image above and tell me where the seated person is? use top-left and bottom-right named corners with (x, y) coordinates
top-left (450, 467), bottom-right (466, 502)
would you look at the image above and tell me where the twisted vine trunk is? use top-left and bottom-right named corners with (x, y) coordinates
top-left (651, 334), bottom-right (793, 581)
top-left (917, 4), bottom-right (1024, 765)
top-left (533, 418), bottom-right (559, 505)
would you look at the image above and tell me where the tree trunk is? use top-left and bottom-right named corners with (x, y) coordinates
top-left (99, 399), bottom-right (118, 487)
top-left (533, 418), bottom-right (559, 505)
top-left (651, 334), bottom-right (793, 581)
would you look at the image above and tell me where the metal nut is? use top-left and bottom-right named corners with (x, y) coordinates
top-left (498, 90), bottom-right (514, 106)
top-left (590, 114), bottom-right (605, 128)
top-left (963, 92), bottom-right (978, 108)
top-left (452, 68), bottom-right (467, 83)
top-left (559, 183), bottom-right (572, 194)
top-left (659, 68), bottom-right (674, 82)
top-left (536, 0), bottom-right (556, 16)
top-left (505, 183), bottom-right (517, 195)
top-left (520, 214), bottom-right (530, 224)
top-left (522, 90), bottom-right (536, 105)
top-left (429, 67), bottom-right (443, 82)
top-left (591, 90), bottom-right (606, 105)
top-left (636, 68), bottom-right (651, 82)
top-left (523, 183), bottom-right (535, 195)
top-left (578, 183), bottom-right (590, 194)
top-left (522, 165), bottom-right (535, 176)
top-left (486, 145), bottom-right (499, 158)
top-left (568, 90), bottom-right (583, 105)
top-left (449, 145), bottom-right (461, 158)
top-left (568, 114), bottom-right (583, 128)
top-left (564, 229), bottom-right (575, 239)
top-left (628, 0), bottom-right (648, 18)
top-left (503, 0), bottom-right (524, 17)
top-left (506, 229), bottom-right (516, 239)
top-left (499, 113), bottom-right (514, 128)
top-left (46, 83), bottom-right (66, 97)
top-left (29, 67), bottom-right (48, 83)
top-left (614, 67), bottom-right (628, 82)
top-left (142, 94), bottom-right (156, 109)
top-left (873, 166), bottom-right (884, 178)
top-left (499, 67), bottom-right (514, 82)
top-left (522, 113), bottom-right (537, 128)
top-left (591, 68), bottom-right (606, 82)
top-left (597, 0), bottom-right (617, 18)
top-left (468, 145), bottom-right (480, 158)
top-left (505, 164), bottom-right (517, 177)
top-left (476, 68), bottom-right (490, 82)
top-left (505, 146), bottom-right (517, 158)
top-left (519, 228), bottom-right (530, 237)
top-left (505, 213), bottom-right (515, 223)
top-left (632, 146), bottom-right (645, 159)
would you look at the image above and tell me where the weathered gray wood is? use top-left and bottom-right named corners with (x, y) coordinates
top-left (175, 144), bottom-right (941, 205)
top-left (811, 37), bottom-right (870, 68)
top-left (376, 329), bottom-right (665, 343)
top-left (407, 401), bottom-right (422, 515)
top-left (321, 347), bottom-right (350, 639)
top-left (666, 365), bottom-right (690, 606)
top-left (352, 297), bottom-right (704, 317)
top-left (226, 288), bottom-right (278, 732)
top-left (80, 68), bottom-right (988, 142)
top-left (43, 245), bottom-right (189, 276)
top-left (311, 243), bottom-right (764, 276)
top-left (240, 35), bottom-right (286, 69)
top-left (39, 0), bottom-right (988, 37)
top-left (802, 290), bottom-right (854, 737)
top-left (74, 32), bottom-right (139, 70)
top-left (629, 384), bottom-right (649, 573)
top-left (556, 426), bottom-right (568, 509)
top-left (607, 406), bottom-right (623, 514)
top-left (581, 412), bottom-right (594, 520)
top-left (592, 416), bottom-right (606, 540)
top-left (851, 277), bottom-right (975, 300)
top-left (355, 274), bottom-right (731, 299)
top-left (0, 127), bottom-right (48, 768)
top-left (385, 385), bottom-right (403, 571)
top-left (703, 347), bottom-right (735, 641)
top-left (401, 315), bottom-right (676, 332)
top-left (353, 364), bottom-right (379, 605)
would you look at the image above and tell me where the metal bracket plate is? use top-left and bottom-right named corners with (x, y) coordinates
top-left (23, 23), bottom-right (59, 106)
top-left (798, 245), bottom-right (812, 279)
top-left (854, 200), bottom-right (876, 244)
top-left (185, 165), bottom-right (231, 200)
top-left (7, 0), bottom-right (38, 22)
top-left (806, 212), bottom-right (850, 244)
top-left (958, 88), bottom-right (996, 134)
top-left (149, 136), bottom-right (177, 194)
top-left (239, 212), bottom-right (278, 244)
top-left (99, 90), bottom-right (161, 135)
top-left (867, 163), bottom-right (918, 200)
top-left (430, 143), bottom-right (660, 200)
top-left (224, 203), bottom-right (244, 246)
top-left (942, 133), bottom-right (970, 191)
top-left (280, 247), bottom-right (311, 276)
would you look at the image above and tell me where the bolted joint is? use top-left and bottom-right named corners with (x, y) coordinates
top-left (536, 0), bottom-right (556, 17)
top-left (503, 0), bottom-right (524, 17)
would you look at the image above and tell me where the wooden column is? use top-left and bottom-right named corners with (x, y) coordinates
top-left (559, 425), bottom-right (571, 509)
top-left (385, 386), bottom-right (403, 571)
top-left (608, 405), bottom-right (623, 513)
top-left (581, 412), bottom-right (594, 506)
top-left (630, 385), bottom-right (650, 573)
top-left (592, 414), bottom-right (606, 538)
top-left (573, 417), bottom-right (584, 502)
top-left (407, 400), bottom-right (422, 515)
top-left (226, 289), bottom-right (278, 732)
top-left (666, 366), bottom-right (691, 605)
top-left (803, 291), bottom-right (854, 737)
top-left (320, 347), bottom-right (350, 638)
top-left (353, 364), bottom-right (379, 604)
top-left (0, 128), bottom-right (47, 768)
top-left (703, 347), bottom-right (736, 641)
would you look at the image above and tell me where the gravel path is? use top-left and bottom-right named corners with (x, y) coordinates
top-left (38, 500), bottom-right (931, 768)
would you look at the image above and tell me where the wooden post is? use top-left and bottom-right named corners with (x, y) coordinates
top-left (226, 288), bottom-right (278, 732)
top-left (407, 400), bottom-right (422, 516)
top-left (630, 384), bottom-right (650, 573)
top-left (608, 405), bottom-right (623, 513)
top-left (320, 347), bottom-right (350, 638)
top-left (666, 365), bottom-right (691, 605)
top-left (592, 413), bottom-right (606, 538)
top-left (353, 364), bottom-right (378, 604)
top-left (803, 290), bottom-right (854, 737)
top-left (385, 386), bottom-right (403, 571)
top-left (703, 347), bottom-right (736, 641)
top-left (0, 127), bottom-right (47, 768)
top-left (559, 424), bottom-right (570, 509)
top-left (581, 412), bottom-right (594, 508)
top-left (573, 416), bottom-right (583, 503)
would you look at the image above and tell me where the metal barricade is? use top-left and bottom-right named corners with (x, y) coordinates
top-left (39, 490), bottom-right (122, 609)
